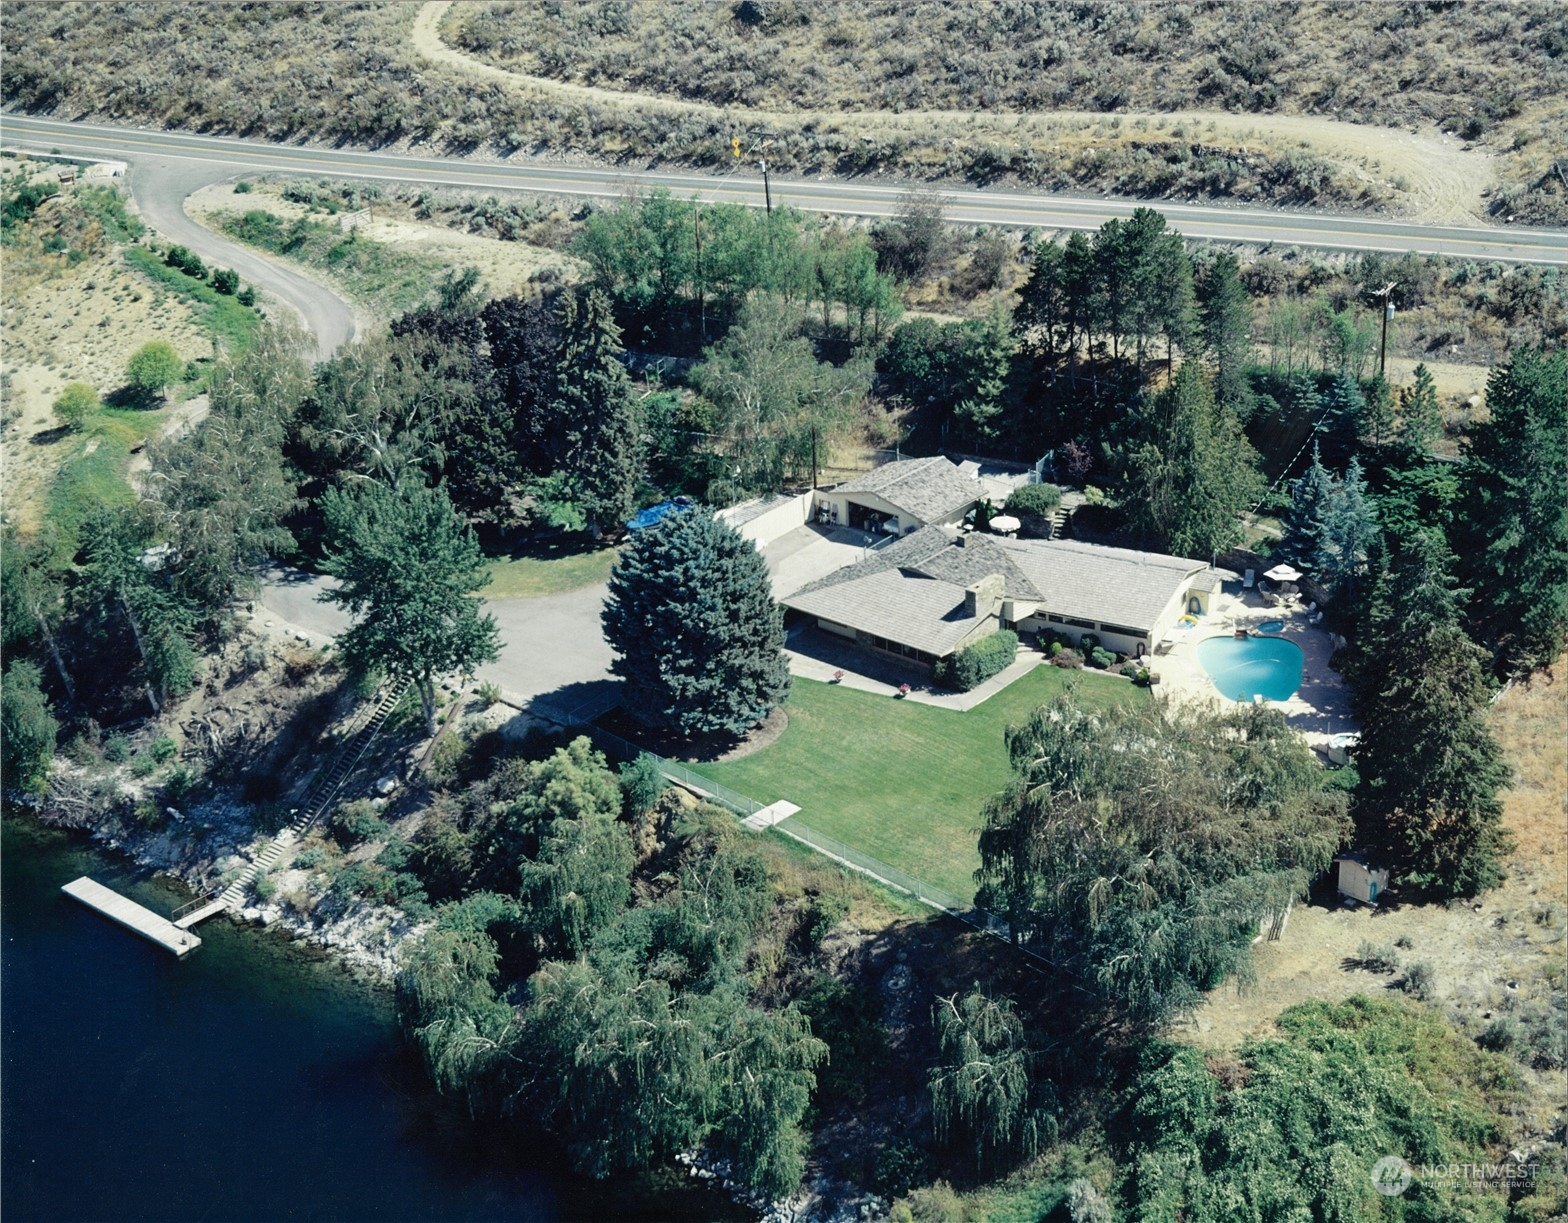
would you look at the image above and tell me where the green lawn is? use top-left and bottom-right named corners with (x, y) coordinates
top-left (484, 540), bottom-right (618, 598)
top-left (688, 665), bottom-right (1144, 901)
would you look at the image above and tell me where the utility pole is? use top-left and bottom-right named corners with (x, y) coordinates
top-left (694, 207), bottom-right (705, 344)
top-left (1375, 281), bottom-right (1396, 378)
top-left (759, 158), bottom-right (772, 215)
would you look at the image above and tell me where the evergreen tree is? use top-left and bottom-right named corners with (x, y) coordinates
top-left (1275, 443), bottom-right (1337, 578)
top-left (952, 298), bottom-right (1017, 447)
top-left (1323, 456), bottom-right (1377, 599)
top-left (1452, 346), bottom-right (1568, 677)
top-left (1120, 362), bottom-right (1264, 560)
top-left (481, 291), bottom-right (561, 476)
top-left (1396, 362), bottom-right (1442, 455)
top-left (602, 508), bottom-right (789, 739)
top-left (2, 659), bottom-right (58, 795)
top-left (1316, 372), bottom-right (1365, 467)
top-left (1015, 238), bottom-right (1070, 358)
top-left (1346, 532), bottom-right (1512, 898)
top-left (550, 288), bottom-right (641, 536)
top-left (319, 479), bottom-right (500, 735)
top-left (1196, 251), bottom-right (1256, 420)
top-left (1359, 374), bottom-right (1394, 449)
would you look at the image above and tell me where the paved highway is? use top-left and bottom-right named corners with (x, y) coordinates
top-left (5, 115), bottom-right (1564, 266)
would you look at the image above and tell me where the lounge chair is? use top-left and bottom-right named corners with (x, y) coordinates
top-left (1243, 569), bottom-right (1256, 589)
top-left (1311, 611), bottom-right (1324, 624)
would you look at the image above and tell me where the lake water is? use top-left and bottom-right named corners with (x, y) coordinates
top-left (1, 817), bottom-right (741, 1223)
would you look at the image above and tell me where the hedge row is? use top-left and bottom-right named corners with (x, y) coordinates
top-left (934, 630), bottom-right (1018, 692)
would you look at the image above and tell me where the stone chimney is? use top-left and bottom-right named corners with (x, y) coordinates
top-left (964, 573), bottom-right (1006, 619)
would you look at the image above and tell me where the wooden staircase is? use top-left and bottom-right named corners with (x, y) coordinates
top-left (207, 677), bottom-right (411, 914)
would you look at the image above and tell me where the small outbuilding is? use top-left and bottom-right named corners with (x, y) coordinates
top-left (1334, 853), bottom-right (1390, 905)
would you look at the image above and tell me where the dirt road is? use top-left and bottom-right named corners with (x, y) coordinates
top-left (413, 0), bottom-right (1496, 224)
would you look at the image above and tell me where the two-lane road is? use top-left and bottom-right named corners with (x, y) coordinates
top-left (4, 115), bottom-right (1564, 266)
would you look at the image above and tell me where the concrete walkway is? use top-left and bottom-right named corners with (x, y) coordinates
top-left (784, 624), bottom-right (1054, 710)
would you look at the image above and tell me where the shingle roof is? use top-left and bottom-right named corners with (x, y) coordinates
top-left (994, 537), bottom-right (1206, 631)
top-left (784, 569), bottom-right (988, 656)
top-left (832, 456), bottom-right (978, 524)
top-left (788, 528), bottom-right (1211, 645)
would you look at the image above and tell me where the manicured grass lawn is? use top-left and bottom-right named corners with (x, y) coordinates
top-left (688, 665), bottom-right (1144, 902)
top-left (484, 539), bottom-right (618, 598)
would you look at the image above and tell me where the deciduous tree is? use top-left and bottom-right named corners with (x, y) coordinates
top-left (125, 340), bottom-right (184, 402)
top-left (976, 693), bottom-right (1347, 1026)
top-left (319, 479), bottom-right (500, 735)
top-left (1, 659), bottom-right (58, 795)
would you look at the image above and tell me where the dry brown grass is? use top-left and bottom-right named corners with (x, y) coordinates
top-left (1492, 661), bottom-right (1568, 905)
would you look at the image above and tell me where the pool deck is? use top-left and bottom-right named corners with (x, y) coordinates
top-left (1153, 584), bottom-right (1356, 755)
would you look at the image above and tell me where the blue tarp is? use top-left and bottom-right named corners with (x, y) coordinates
top-left (626, 497), bottom-right (695, 531)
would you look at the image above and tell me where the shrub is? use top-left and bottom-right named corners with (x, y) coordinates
top-left (233, 179), bottom-right (253, 194)
top-left (103, 732), bottom-right (131, 764)
top-left (476, 680), bottom-right (502, 707)
top-left (162, 765), bottom-right (195, 806)
top-left (51, 382), bottom-right (97, 431)
top-left (1005, 483), bottom-right (1063, 516)
top-left (1083, 646), bottom-right (1116, 670)
top-left (933, 630), bottom-right (1017, 692)
top-left (1476, 1016), bottom-right (1519, 1054)
top-left (619, 751), bottom-right (668, 817)
top-left (1048, 640), bottom-right (1063, 657)
top-left (1080, 632), bottom-right (1101, 654)
top-left (1052, 648), bottom-right (1084, 669)
top-left (1401, 961), bottom-right (1436, 1000)
top-left (131, 799), bottom-right (166, 829)
top-left (253, 872), bottom-right (277, 902)
top-left (294, 845), bottom-right (326, 870)
top-left (236, 286), bottom-right (257, 307)
top-left (148, 736), bottom-right (178, 764)
top-left (1120, 662), bottom-right (1141, 679)
top-left (328, 799), bottom-right (387, 846)
top-left (210, 267), bottom-right (240, 295)
top-left (1357, 940), bottom-right (1400, 973)
top-left (162, 244), bottom-right (206, 279)
top-left (805, 892), bottom-right (850, 947)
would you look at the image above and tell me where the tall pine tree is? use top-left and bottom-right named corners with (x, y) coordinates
top-left (551, 288), bottom-right (641, 537)
top-left (602, 508), bottom-right (789, 739)
top-left (1346, 532), bottom-right (1512, 898)
top-left (1396, 362), bottom-right (1442, 455)
top-left (1197, 250), bottom-right (1256, 419)
top-left (1120, 362), bottom-right (1263, 560)
top-left (1276, 443), bottom-right (1337, 578)
top-left (1452, 346), bottom-right (1568, 677)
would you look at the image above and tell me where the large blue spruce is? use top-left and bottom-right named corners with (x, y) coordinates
top-left (602, 508), bottom-right (790, 740)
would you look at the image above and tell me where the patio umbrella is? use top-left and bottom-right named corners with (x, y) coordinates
top-left (988, 515), bottom-right (1021, 535)
top-left (1263, 563), bottom-right (1303, 583)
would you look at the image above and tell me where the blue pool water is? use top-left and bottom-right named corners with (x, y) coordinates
top-left (1258, 620), bottom-right (1286, 634)
top-left (1197, 635), bottom-right (1304, 702)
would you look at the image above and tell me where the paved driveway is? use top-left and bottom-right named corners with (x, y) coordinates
top-left (255, 567), bottom-right (619, 720)
top-left (254, 525), bottom-right (864, 725)
top-left (765, 525), bottom-right (874, 598)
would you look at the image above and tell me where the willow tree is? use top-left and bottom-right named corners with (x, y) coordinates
top-left (930, 987), bottom-right (1051, 1176)
top-left (976, 693), bottom-right (1348, 1027)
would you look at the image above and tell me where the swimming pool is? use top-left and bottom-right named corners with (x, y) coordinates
top-left (1257, 620), bottom-right (1285, 634)
top-left (1196, 635), bottom-right (1304, 702)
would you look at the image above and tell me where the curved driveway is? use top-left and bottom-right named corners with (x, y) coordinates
top-left (126, 154), bottom-right (356, 359)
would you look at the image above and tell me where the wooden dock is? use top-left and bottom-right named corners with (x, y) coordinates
top-left (61, 876), bottom-right (202, 957)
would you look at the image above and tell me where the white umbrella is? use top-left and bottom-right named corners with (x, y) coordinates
top-left (988, 515), bottom-right (1021, 535)
top-left (1264, 563), bottom-right (1303, 583)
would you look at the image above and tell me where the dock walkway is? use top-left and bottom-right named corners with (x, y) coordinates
top-left (62, 876), bottom-right (202, 956)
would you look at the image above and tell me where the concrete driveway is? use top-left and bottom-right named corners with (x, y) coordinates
top-left (255, 567), bottom-right (619, 721)
top-left (252, 525), bottom-right (865, 726)
top-left (765, 524), bottom-right (874, 598)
